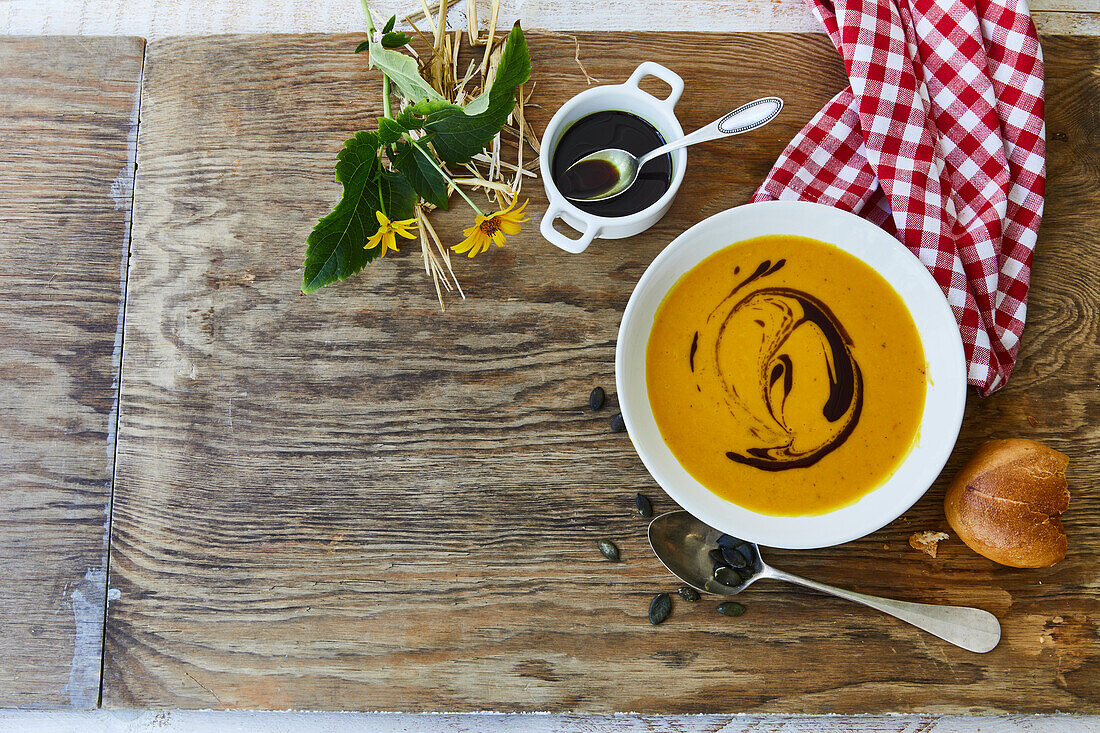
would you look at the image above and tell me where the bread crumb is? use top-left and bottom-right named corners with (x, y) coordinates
top-left (909, 530), bottom-right (950, 558)
top-left (1027, 415), bottom-right (1038, 427)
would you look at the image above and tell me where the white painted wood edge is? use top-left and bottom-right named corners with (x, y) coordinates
top-left (1, 711), bottom-right (1100, 733)
top-left (1, 0), bottom-right (1097, 36)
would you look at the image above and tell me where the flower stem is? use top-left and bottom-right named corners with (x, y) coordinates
top-left (360, 0), bottom-right (375, 31)
top-left (412, 140), bottom-right (484, 216)
top-left (382, 77), bottom-right (393, 119)
top-left (359, 0), bottom-right (393, 119)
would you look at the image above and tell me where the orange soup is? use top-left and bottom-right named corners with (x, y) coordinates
top-left (646, 235), bottom-right (926, 516)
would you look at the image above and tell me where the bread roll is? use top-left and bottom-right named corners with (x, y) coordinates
top-left (944, 439), bottom-right (1069, 568)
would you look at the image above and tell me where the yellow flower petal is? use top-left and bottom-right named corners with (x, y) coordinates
top-left (452, 231), bottom-right (480, 254)
top-left (450, 199), bottom-right (531, 258)
top-left (390, 217), bottom-right (419, 236)
top-left (364, 228), bottom-right (385, 251)
top-left (367, 212), bottom-right (419, 256)
top-left (497, 199), bottom-right (527, 222)
top-left (498, 218), bottom-right (523, 235)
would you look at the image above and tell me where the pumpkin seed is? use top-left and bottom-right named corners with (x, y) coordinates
top-left (589, 386), bottom-right (606, 411)
top-left (717, 601), bottom-right (746, 617)
top-left (635, 492), bottom-right (653, 518)
top-left (716, 534), bottom-right (743, 549)
top-left (597, 539), bottom-right (620, 562)
top-left (649, 593), bottom-right (672, 625)
top-left (678, 586), bottom-right (701, 602)
top-left (721, 546), bottom-right (749, 568)
top-left (611, 413), bottom-right (626, 433)
top-left (708, 549), bottom-right (727, 566)
top-left (713, 566), bottom-right (743, 587)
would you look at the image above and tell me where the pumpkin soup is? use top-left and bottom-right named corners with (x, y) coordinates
top-left (646, 235), bottom-right (926, 516)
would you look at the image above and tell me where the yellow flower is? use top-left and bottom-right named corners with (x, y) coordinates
top-left (452, 199), bottom-right (529, 258)
top-left (365, 210), bottom-right (418, 258)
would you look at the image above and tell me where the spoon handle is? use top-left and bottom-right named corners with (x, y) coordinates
top-left (637, 97), bottom-right (783, 167)
top-left (766, 567), bottom-right (1001, 653)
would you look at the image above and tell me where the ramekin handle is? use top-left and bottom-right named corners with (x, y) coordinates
top-left (540, 203), bottom-right (600, 254)
top-left (624, 62), bottom-right (685, 110)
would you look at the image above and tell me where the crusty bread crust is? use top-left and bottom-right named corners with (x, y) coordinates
top-left (944, 439), bottom-right (1069, 568)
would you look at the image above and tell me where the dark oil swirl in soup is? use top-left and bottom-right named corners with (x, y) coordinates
top-left (693, 259), bottom-right (864, 471)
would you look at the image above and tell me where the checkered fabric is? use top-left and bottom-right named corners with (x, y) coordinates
top-left (752, 0), bottom-right (1046, 396)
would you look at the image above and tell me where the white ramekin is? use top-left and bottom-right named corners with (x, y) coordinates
top-left (538, 62), bottom-right (688, 253)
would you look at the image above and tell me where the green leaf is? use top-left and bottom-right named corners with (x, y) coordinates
top-left (419, 24), bottom-right (531, 164)
top-left (489, 23), bottom-right (531, 89)
top-left (392, 141), bottom-right (450, 209)
top-left (367, 42), bottom-right (445, 105)
top-left (382, 15), bottom-right (396, 33)
top-left (395, 105), bottom-right (425, 131)
top-left (463, 24), bottom-right (531, 115)
top-left (301, 132), bottom-right (417, 293)
top-left (376, 117), bottom-right (406, 145)
top-left (302, 131), bottom-right (382, 293)
top-left (382, 31), bottom-right (411, 48)
top-left (410, 98), bottom-right (458, 119)
top-left (354, 40), bottom-right (370, 54)
top-left (374, 169), bottom-right (417, 223)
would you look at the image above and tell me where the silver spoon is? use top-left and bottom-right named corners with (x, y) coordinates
top-left (559, 96), bottom-right (783, 202)
top-left (648, 510), bottom-right (1001, 653)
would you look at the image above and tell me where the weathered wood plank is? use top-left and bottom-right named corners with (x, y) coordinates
top-left (0, 36), bottom-right (143, 708)
top-left (103, 32), bottom-right (1099, 712)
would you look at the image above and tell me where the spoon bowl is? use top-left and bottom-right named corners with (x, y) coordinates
top-left (648, 510), bottom-right (1001, 653)
top-left (557, 148), bottom-right (641, 202)
top-left (647, 507), bottom-right (765, 594)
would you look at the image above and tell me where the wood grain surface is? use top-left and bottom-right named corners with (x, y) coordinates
top-left (103, 32), bottom-right (1099, 713)
top-left (0, 36), bottom-right (143, 708)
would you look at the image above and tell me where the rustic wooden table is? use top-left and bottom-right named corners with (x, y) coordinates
top-left (0, 4), bottom-right (1097, 730)
top-left (102, 31), bottom-right (1097, 713)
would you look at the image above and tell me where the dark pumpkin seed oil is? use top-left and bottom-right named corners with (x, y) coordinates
top-left (557, 158), bottom-right (620, 200)
top-left (551, 110), bottom-right (672, 218)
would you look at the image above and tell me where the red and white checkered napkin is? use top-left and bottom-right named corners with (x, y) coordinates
top-left (752, 0), bottom-right (1046, 396)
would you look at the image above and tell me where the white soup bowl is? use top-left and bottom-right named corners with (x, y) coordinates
top-left (615, 201), bottom-right (967, 549)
